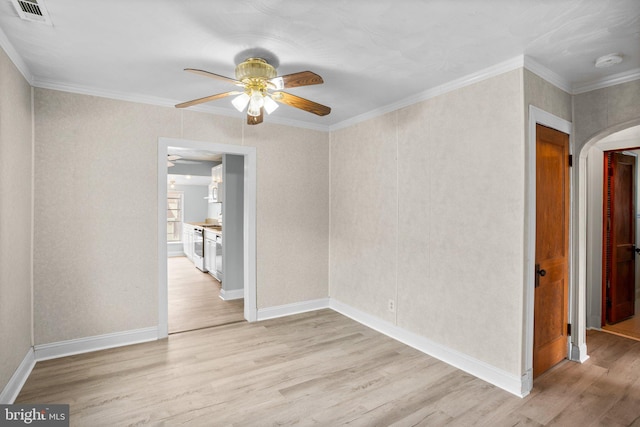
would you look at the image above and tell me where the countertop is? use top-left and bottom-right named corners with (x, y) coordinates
top-left (185, 222), bottom-right (222, 236)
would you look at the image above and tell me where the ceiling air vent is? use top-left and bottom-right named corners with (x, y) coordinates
top-left (11, 0), bottom-right (52, 25)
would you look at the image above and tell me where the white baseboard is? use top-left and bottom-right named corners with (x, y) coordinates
top-left (257, 298), bottom-right (330, 321)
top-left (0, 348), bottom-right (35, 404)
top-left (571, 342), bottom-right (590, 363)
top-left (167, 251), bottom-right (184, 257)
top-left (329, 299), bottom-right (526, 398)
top-left (219, 288), bottom-right (244, 301)
top-left (34, 327), bottom-right (159, 361)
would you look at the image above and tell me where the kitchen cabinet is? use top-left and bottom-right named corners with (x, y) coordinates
top-left (205, 228), bottom-right (221, 281)
top-left (208, 164), bottom-right (224, 203)
top-left (182, 223), bottom-right (194, 260)
top-left (204, 235), bottom-right (214, 272)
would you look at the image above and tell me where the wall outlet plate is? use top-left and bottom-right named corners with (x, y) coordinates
top-left (388, 299), bottom-right (395, 313)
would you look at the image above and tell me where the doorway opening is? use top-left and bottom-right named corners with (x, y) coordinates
top-left (157, 138), bottom-right (257, 338)
top-left (583, 124), bottom-right (640, 344)
top-left (600, 147), bottom-right (640, 341)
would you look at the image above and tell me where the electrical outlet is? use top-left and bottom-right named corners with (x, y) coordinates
top-left (388, 299), bottom-right (395, 313)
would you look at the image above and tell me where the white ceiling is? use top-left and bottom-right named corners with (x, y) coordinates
top-left (0, 0), bottom-right (638, 129)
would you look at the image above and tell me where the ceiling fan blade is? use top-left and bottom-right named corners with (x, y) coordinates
top-left (269, 71), bottom-right (324, 90)
top-left (185, 68), bottom-right (243, 86)
top-left (272, 92), bottom-right (331, 116)
top-left (167, 161), bottom-right (175, 167)
top-left (167, 155), bottom-right (181, 161)
top-left (247, 109), bottom-right (264, 125)
top-left (175, 91), bottom-right (240, 109)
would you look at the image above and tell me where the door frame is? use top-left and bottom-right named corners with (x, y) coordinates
top-left (157, 137), bottom-right (258, 338)
top-left (584, 123), bottom-right (640, 330)
top-left (524, 106), bottom-right (576, 393)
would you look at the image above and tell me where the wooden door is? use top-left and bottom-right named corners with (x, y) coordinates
top-left (604, 152), bottom-right (637, 324)
top-left (533, 124), bottom-right (570, 378)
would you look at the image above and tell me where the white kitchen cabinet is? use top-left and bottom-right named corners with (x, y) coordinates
top-left (182, 223), bottom-right (194, 260)
top-left (208, 164), bottom-right (224, 203)
top-left (204, 229), bottom-right (218, 277)
top-left (204, 236), bottom-right (214, 272)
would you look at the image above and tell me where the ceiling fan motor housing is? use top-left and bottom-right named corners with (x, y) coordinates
top-left (235, 58), bottom-right (277, 82)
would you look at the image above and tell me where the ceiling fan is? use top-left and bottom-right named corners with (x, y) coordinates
top-left (167, 154), bottom-right (181, 167)
top-left (175, 58), bottom-right (331, 125)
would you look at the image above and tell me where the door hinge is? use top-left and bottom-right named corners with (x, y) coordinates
top-left (567, 323), bottom-right (572, 336)
top-left (569, 154), bottom-right (573, 167)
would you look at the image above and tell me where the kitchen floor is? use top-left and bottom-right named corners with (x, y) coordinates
top-left (168, 256), bottom-right (244, 334)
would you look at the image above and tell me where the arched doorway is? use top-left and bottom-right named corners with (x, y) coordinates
top-left (581, 123), bottom-right (640, 339)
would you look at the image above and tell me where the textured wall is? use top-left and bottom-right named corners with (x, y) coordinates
top-left (244, 123), bottom-right (330, 308)
top-left (574, 80), bottom-right (640, 151)
top-left (0, 47), bottom-right (33, 395)
top-left (523, 69), bottom-right (572, 123)
top-left (330, 70), bottom-right (526, 375)
top-left (330, 113), bottom-right (398, 322)
top-left (34, 90), bottom-right (180, 344)
top-left (33, 90), bottom-right (330, 344)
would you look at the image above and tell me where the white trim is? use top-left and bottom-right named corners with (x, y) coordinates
top-left (597, 137), bottom-right (640, 151)
top-left (158, 137), bottom-right (258, 327)
top-left (573, 68), bottom-right (640, 95)
top-left (523, 57), bottom-right (573, 94)
top-left (0, 25), bottom-right (33, 84)
top-left (525, 106), bottom-right (576, 395)
top-left (33, 327), bottom-right (158, 361)
top-left (219, 288), bottom-right (244, 301)
top-left (330, 300), bottom-right (526, 397)
top-left (167, 251), bottom-right (184, 257)
top-left (158, 142), bottom-right (169, 338)
top-left (571, 342), bottom-right (590, 363)
top-left (0, 349), bottom-right (35, 404)
top-left (256, 298), bottom-right (330, 321)
top-left (330, 55), bottom-right (527, 131)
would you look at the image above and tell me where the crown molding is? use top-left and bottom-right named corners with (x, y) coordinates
top-left (572, 68), bottom-right (640, 95)
top-left (329, 55), bottom-right (527, 132)
top-left (32, 77), bottom-right (331, 132)
top-left (522, 56), bottom-right (573, 93)
top-left (0, 25), bottom-right (33, 84)
top-left (7, 46), bottom-right (639, 134)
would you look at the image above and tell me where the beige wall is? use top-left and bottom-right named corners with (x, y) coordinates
top-left (330, 69), bottom-right (526, 375)
top-left (245, 123), bottom-right (330, 308)
top-left (33, 89), bottom-right (329, 344)
top-left (574, 80), bottom-right (640, 151)
top-left (523, 69), bottom-right (572, 123)
top-left (0, 47), bottom-right (33, 392)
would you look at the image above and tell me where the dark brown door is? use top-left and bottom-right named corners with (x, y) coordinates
top-left (604, 152), bottom-right (637, 324)
top-left (533, 124), bottom-right (570, 378)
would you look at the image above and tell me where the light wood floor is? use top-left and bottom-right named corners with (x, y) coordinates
top-left (15, 310), bottom-right (640, 426)
top-left (168, 256), bottom-right (244, 334)
top-left (603, 297), bottom-right (640, 341)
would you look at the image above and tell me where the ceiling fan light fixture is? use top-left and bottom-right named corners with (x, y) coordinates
top-left (231, 92), bottom-right (250, 112)
top-left (247, 91), bottom-right (265, 117)
top-left (263, 95), bottom-right (279, 114)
